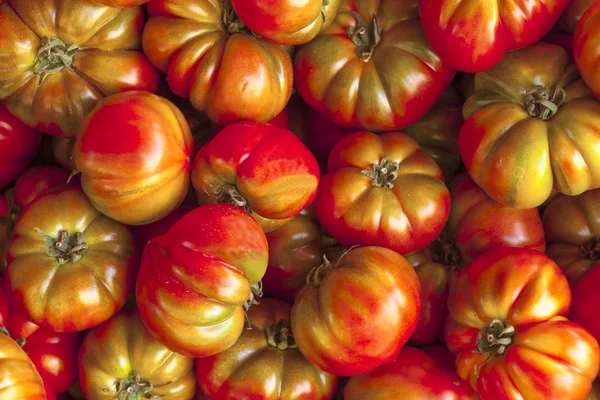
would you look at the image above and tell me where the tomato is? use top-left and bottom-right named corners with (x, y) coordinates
top-left (196, 299), bottom-right (337, 399)
top-left (344, 346), bottom-right (475, 400)
top-left (420, 0), bottom-right (568, 72)
top-left (542, 189), bottom-right (600, 284)
top-left (136, 204), bottom-right (269, 358)
top-left (52, 137), bottom-right (76, 171)
top-left (560, 0), bottom-right (596, 33)
top-left (305, 107), bottom-right (351, 168)
top-left (90, 0), bottom-right (150, 6)
top-left (570, 263), bottom-right (600, 360)
top-left (292, 246), bottom-right (421, 376)
top-left (143, 0), bottom-right (293, 125)
top-left (0, 332), bottom-right (46, 400)
top-left (459, 43), bottom-right (600, 209)
top-left (315, 131), bottom-right (450, 255)
top-left (0, 0), bottom-right (159, 137)
top-left (6, 186), bottom-right (139, 332)
top-left (294, 0), bottom-right (455, 132)
top-left (74, 91), bottom-right (194, 226)
top-left (445, 247), bottom-right (600, 400)
top-left (79, 310), bottom-right (196, 400)
top-left (263, 214), bottom-right (324, 303)
top-left (0, 105), bottom-right (41, 189)
top-left (574, 0), bottom-right (600, 99)
top-left (191, 121), bottom-right (320, 233)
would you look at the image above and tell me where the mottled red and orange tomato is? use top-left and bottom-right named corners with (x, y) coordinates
top-left (574, 0), bottom-right (600, 99)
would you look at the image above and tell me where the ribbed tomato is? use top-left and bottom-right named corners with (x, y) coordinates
top-left (0, 333), bottom-right (47, 400)
top-left (574, 0), bottom-right (600, 99)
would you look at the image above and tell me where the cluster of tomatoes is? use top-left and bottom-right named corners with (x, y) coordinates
top-left (1, 0), bottom-right (600, 399)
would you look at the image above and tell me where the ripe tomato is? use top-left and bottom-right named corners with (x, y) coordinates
top-left (560, 0), bottom-right (595, 33)
top-left (344, 346), bottom-right (475, 400)
top-left (136, 204), bottom-right (269, 358)
top-left (143, 0), bottom-right (293, 125)
top-left (420, 0), bottom-right (568, 72)
top-left (0, 333), bottom-right (46, 400)
top-left (0, 105), bottom-right (41, 189)
top-left (74, 91), bottom-right (194, 226)
top-left (315, 131), bottom-right (450, 255)
top-left (6, 186), bottom-right (139, 332)
top-left (445, 247), bottom-right (600, 400)
top-left (294, 0), bottom-right (455, 132)
top-left (196, 299), bottom-right (337, 399)
top-left (191, 121), bottom-right (320, 233)
top-left (459, 43), bottom-right (600, 209)
top-left (570, 263), bottom-right (600, 360)
top-left (79, 311), bottom-right (196, 400)
top-left (292, 246), bottom-right (421, 376)
top-left (574, 0), bottom-right (600, 99)
top-left (0, 0), bottom-right (159, 137)
top-left (542, 189), bottom-right (600, 284)
top-left (52, 137), bottom-right (76, 171)
top-left (90, 0), bottom-right (150, 6)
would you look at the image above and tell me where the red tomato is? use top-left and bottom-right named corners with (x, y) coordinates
top-left (292, 246), bottom-right (421, 376)
top-left (570, 263), bottom-right (600, 354)
top-left (560, 0), bottom-right (596, 33)
top-left (574, 0), bottom-right (600, 99)
top-left (136, 204), bottom-right (269, 358)
top-left (0, 105), bottom-right (41, 189)
top-left (0, 332), bottom-right (47, 400)
top-left (420, 0), bottom-right (569, 72)
top-left (74, 91), bottom-right (194, 226)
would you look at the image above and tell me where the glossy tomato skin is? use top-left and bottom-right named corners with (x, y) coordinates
top-left (315, 131), bottom-right (450, 255)
top-left (574, 1), bottom-right (600, 99)
top-left (52, 137), bottom-right (76, 171)
top-left (445, 247), bottom-right (600, 400)
top-left (0, 1), bottom-right (159, 137)
top-left (74, 91), bottom-right (194, 226)
top-left (570, 263), bottom-right (600, 352)
top-left (420, 0), bottom-right (568, 72)
top-left (560, 0), bottom-right (595, 33)
top-left (459, 43), bottom-right (600, 208)
top-left (136, 204), bottom-right (269, 358)
top-left (196, 299), bottom-right (337, 400)
top-left (0, 333), bottom-right (46, 400)
top-left (294, 0), bottom-right (455, 132)
top-left (143, 0), bottom-right (293, 125)
top-left (344, 346), bottom-right (475, 400)
top-left (191, 121), bottom-right (320, 232)
top-left (292, 246), bottom-right (421, 376)
top-left (6, 186), bottom-right (139, 332)
top-left (79, 310), bottom-right (196, 400)
top-left (0, 105), bottom-right (41, 189)
top-left (90, 0), bottom-right (150, 6)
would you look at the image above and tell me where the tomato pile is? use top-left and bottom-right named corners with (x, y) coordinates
top-left (0, 0), bottom-right (600, 399)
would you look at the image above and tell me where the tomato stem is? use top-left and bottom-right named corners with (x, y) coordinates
top-left (33, 37), bottom-right (79, 87)
top-left (344, 12), bottom-right (382, 62)
top-left (243, 281), bottom-right (264, 330)
top-left (221, 0), bottom-right (251, 35)
top-left (522, 84), bottom-right (566, 120)
top-left (305, 255), bottom-right (334, 287)
top-left (321, 0), bottom-right (331, 22)
top-left (474, 320), bottom-right (515, 376)
top-left (266, 319), bottom-right (298, 350)
top-left (214, 184), bottom-right (252, 213)
top-left (34, 228), bottom-right (88, 265)
top-left (424, 233), bottom-right (462, 269)
top-left (115, 372), bottom-right (158, 400)
top-left (361, 157), bottom-right (400, 188)
top-left (581, 237), bottom-right (600, 260)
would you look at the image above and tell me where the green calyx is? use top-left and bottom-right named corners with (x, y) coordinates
top-left (33, 37), bottom-right (79, 86)
top-left (522, 83), bottom-right (566, 120)
top-left (266, 319), bottom-right (298, 350)
top-left (243, 281), bottom-right (264, 330)
top-left (361, 157), bottom-right (400, 188)
top-left (344, 12), bottom-right (382, 62)
top-left (215, 184), bottom-right (252, 214)
top-left (35, 228), bottom-right (88, 265)
top-left (474, 320), bottom-right (515, 376)
top-left (115, 373), bottom-right (162, 400)
top-left (305, 255), bottom-right (334, 288)
top-left (321, 0), bottom-right (331, 22)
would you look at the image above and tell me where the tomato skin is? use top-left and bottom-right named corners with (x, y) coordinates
top-left (420, 0), bottom-right (568, 72)
top-left (570, 263), bottom-right (600, 351)
top-left (196, 299), bottom-right (337, 400)
top-left (79, 311), bottom-right (196, 400)
top-left (315, 131), bottom-right (450, 255)
top-left (586, 381), bottom-right (600, 399)
top-left (90, 0), bottom-right (150, 6)
top-left (0, 1), bottom-right (159, 137)
top-left (136, 204), bottom-right (269, 358)
top-left (294, 0), bottom-right (455, 132)
top-left (459, 43), bottom-right (600, 209)
top-left (74, 91), bottom-right (194, 226)
top-left (0, 105), bottom-right (41, 189)
top-left (0, 333), bottom-right (47, 400)
top-left (191, 121), bottom-right (320, 232)
top-left (6, 186), bottom-right (139, 332)
top-left (292, 246), bottom-right (421, 376)
top-left (574, 1), bottom-right (600, 99)
top-left (560, 0), bottom-right (595, 33)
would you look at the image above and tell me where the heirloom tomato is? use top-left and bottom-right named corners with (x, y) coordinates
top-left (6, 186), bottom-right (139, 332)
top-left (0, 333), bottom-right (46, 400)
top-left (196, 299), bottom-right (337, 400)
top-left (74, 91), bottom-right (194, 226)
top-left (315, 131), bottom-right (450, 255)
top-left (143, 0), bottom-right (293, 125)
top-left (586, 381), bottom-right (600, 399)
top-left (574, 0), bottom-right (600, 99)
top-left (560, 0), bottom-right (595, 33)
top-left (344, 346), bottom-right (475, 400)
top-left (445, 247), bottom-right (600, 400)
top-left (191, 121), bottom-right (320, 233)
top-left (294, 0), bottom-right (455, 131)
top-left (292, 246), bottom-right (421, 376)
top-left (136, 204), bottom-right (269, 358)
top-left (90, 0), bottom-right (150, 6)
top-left (459, 43), bottom-right (600, 208)
top-left (570, 263), bottom-right (600, 358)
top-left (52, 137), bottom-right (76, 171)
top-left (0, 0), bottom-right (159, 137)
top-left (542, 189), bottom-right (600, 284)
top-left (0, 105), bottom-right (41, 189)
top-left (420, 0), bottom-right (568, 72)
top-left (79, 311), bottom-right (196, 400)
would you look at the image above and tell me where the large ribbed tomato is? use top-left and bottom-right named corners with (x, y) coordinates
top-left (459, 43), bottom-right (600, 208)
top-left (136, 204), bottom-right (269, 358)
top-left (445, 247), bottom-right (599, 400)
top-left (0, 333), bottom-right (47, 400)
top-left (0, 0), bottom-right (159, 137)
top-left (574, 0), bottom-right (600, 99)
top-left (570, 263), bottom-right (600, 363)
top-left (292, 246), bottom-right (421, 376)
